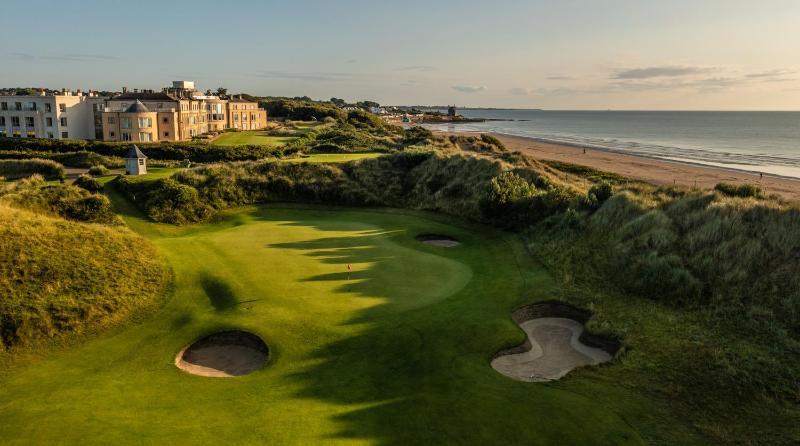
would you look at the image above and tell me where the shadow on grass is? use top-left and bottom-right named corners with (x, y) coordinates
top-left (250, 210), bottom-right (632, 445)
top-left (199, 272), bottom-right (238, 311)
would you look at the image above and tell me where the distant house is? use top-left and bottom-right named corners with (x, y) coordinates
top-left (125, 144), bottom-right (147, 175)
top-left (341, 104), bottom-right (360, 112)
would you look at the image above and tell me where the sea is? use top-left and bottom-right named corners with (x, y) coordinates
top-left (423, 110), bottom-right (800, 179)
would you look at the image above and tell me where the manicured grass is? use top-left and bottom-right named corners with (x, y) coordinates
top-left (283, 153), bottom-right (384, 163)
top-left (212, 131), bottom-right (297, 147)
top-left (0, 204), bottom-right (675, 445)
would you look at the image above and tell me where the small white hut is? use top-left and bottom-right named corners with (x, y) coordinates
top-left (124, 145), bottom-right (147, 175)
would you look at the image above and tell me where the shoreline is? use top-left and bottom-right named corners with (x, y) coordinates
top-left (434, 129), bottom-right (800, 200)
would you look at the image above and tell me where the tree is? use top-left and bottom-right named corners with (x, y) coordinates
top-left (330, 97), bottom-right (346, 107)
top-left (216, 87), bottom-right (228, 97)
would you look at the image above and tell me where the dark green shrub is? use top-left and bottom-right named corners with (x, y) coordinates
top-left (88, 165), bottom-right (110, 176)
top-left (73, 174), bottom-right (103, 192)
top-left (0, 159), bottom-right (65, 180)
top-left (403, 127), bottom-right (434, 145)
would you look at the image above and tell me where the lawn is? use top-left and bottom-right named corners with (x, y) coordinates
top-left (284, 153), bottom-right (384, 163)
top-left (212, 131), bottom-right (297, 147)
top-left (0, 203), bottom-right (668, 445)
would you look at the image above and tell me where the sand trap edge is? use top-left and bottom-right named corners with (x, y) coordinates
top-left (415, 233), bottom-right (460, 247)
top-left (491, 301), bottom-right (622, 379)
top-left (175, 329), bottom-right (270, 378)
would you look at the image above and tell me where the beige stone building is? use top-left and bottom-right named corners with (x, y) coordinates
top-left (101, 81), bottom-right (266, 143)
top-left (0, 90), bottom-right (105, 140)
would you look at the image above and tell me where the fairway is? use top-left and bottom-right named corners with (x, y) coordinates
top-left (0, 206), bottom-right (643, 445)
top-left (212, 131), bottom-right (297, 147)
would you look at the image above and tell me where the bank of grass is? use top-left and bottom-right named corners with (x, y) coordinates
top-left (0, 203), bottom-right (168, 354)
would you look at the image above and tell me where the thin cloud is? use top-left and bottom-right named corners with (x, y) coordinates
top-left (11, 52), bottom-right (117, 61)
top-left (452, 85), bottom-right (488, 93)
top-left (252, 70), bottom-right (355, 81)
top-left (613, 66), bottom-right (715, 79)
top-left (546, 74), bottom-right (579, 81)
top-left (344, 59), bottom-right (357, 64)
top-left (395, 65), bottom-right (436, 72)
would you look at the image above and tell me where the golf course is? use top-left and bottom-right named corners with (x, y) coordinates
top-left (0, 202), bottom-right (646, 445)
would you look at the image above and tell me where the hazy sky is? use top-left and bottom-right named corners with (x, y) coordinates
top-left (2, 0), bottom-right (799, 109)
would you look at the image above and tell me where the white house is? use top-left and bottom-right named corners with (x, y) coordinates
top-left (125, 145), bottom-right (147, 175)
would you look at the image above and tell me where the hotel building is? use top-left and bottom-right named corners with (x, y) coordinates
top-left (0, 81), bottom-right (267, 143)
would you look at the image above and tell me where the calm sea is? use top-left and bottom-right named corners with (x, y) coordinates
top-left (424, 110), bottom-right (800, 178)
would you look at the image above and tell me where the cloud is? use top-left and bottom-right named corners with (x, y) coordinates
top-left (10, 52), bottom-right (117, 61)
top-left (451, 85), bottom-right (487, 93)
top-left (546, 74), bottom-right (579, 81)
top-left (252, 70), bottom-right (355, 81)
top-left (395, 65), bottom-right (436, 72)
top-left (613, 66), bottom-right (715, 79)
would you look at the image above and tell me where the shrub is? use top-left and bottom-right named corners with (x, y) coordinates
top-left (403, 126), bottom-right (434, 145)
top-left (714, 182), bottom-right (763, 198)
top-left (73, 174), bottom-right (103, 192)
top-left (0, 158), bottom-right (65, 180)
top-left (88, 165), bottom-right (110, 176)
top-left (480, 134), bottom-right (506, 151)
top-left (0, 175), bottom-right (118, 224)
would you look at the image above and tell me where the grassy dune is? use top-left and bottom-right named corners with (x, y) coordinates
top-left (0, 203), bottom-right (168, 354)
top-left (211, 131), bottom-right (297, 147)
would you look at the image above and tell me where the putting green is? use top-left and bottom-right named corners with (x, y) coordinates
top-left (0, 206), bottom-right (642, 445)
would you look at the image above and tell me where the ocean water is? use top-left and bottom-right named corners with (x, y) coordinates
top-left (425, 110), bottom-right (800, 178)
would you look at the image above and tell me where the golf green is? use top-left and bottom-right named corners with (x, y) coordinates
top-left (0, 206), bottom-right (642, 445)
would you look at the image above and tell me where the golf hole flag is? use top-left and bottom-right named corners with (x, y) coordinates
top-left (346, 263), bottom-right (352, 279)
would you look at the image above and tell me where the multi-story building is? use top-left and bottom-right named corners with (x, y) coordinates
top-left (101, 81), bottom-right (267, 143)
top-left (0, 90), bottom-right (106, 140)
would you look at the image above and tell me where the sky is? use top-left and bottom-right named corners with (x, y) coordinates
top-left (2, 0), bottom-right (799, 110)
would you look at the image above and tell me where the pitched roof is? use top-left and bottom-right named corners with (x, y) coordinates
top-left (125, 145), bottom-right (147, 159)
top-left (124, 100), bottom-right (150, 113)
top-left (113, 91), bottom-right (178, 102)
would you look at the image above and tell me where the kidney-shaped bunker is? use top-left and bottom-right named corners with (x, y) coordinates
top-left (175, 330), bottom-right (269, 377)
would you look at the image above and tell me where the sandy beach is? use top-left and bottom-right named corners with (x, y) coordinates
top-left (440, 130), bottom-right (800, 201)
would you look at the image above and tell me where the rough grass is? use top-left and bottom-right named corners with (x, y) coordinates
top-left (0, 158), bottom-right (66, 180)
top-left (0, 204), bottom-right (168, 352)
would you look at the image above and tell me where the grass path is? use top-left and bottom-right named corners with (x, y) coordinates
top-left (0, 203), bottom-right (649, 444)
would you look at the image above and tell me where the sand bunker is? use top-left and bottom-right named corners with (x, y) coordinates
top-left (175, 330), bottom-right (268, 377)
top-left (491, 302), bottom-right (618, 382)
top-left (416, 234), bottom-right (460, 247)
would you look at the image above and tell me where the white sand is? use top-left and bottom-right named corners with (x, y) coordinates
top-left (176, 344), bottom-right (267, 378)
top-left (491, 317), bottom-right (612, 382)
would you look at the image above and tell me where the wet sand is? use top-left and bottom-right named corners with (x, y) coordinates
top-left (441, 130), bottom-right (800, 201)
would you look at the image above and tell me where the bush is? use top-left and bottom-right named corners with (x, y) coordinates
top-left (88, 165), bottom-right (110, 176)
top-left (0, 175), bottom-right (118, 224)
top-left (480, 134), bottom-right (506, 151)
top-left (403, 126), bottom-right (434, 145)
top-left (73, 174), bottom-right (103, 192)
top-left (0, 158), bottom-right (66, 180)
top-left (714, 182), bottom-right (763, 198)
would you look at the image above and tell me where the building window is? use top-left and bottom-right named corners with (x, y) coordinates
top-left (60, 117), bottom-right (68, 126)
top-left (45, 103), bottom-right (52, 112)
top-left (138, 158), bottom-right (144, 166)
top-left (0, 117), bottom-right (4, 126)
top-left (0, 102), bottom-right (7, 110)
top-left (12, 117), bottom-right (20, 127)
top-left (120, 103), bottom-right (127, 110)
top-left (61, 131), bottom-right (68, 138)
top-left (59, 103), bottom-right (66, 112)
top-left (108, 116), bottom-right (116, 124)
top-left (157, 103), bottom-right (163, 109)
top-left (26, 131), bottom-right (35, 138)
top-left (46, 117), bottom-right (53, 127)
top-left (138, 117), bottom-right (152, 128)
top-left (139, 132), bottom-right (152, 142)
top-left (28, 102), bottom-right (37, 111)
top-left (121, 117), bottom-right (132, 129)
top-left (121, 132), bottom-right (131, 141)
top-left (15, 102), bottom-right (22, 111)
top-left (162, 117), bottom-right (168, 123)
top-left (163, 131), bottom-right (169, 137)
top-left (25, 117), bottom-right (35, 127)
top-left (47, 132), bottom-right (54, 138)
top-left (110, 131), bottom-right (115, 138)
